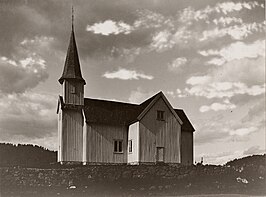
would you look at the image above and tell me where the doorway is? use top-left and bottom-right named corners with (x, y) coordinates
top-left (156, 147), bottom-right (164, 162)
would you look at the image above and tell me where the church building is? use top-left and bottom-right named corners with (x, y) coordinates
top-left (57, 21), bottom-right (195, 165)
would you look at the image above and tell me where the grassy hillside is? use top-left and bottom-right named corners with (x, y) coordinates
top-left (0, 143), bottom-right (57, 167)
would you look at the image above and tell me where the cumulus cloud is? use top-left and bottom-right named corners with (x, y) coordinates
top-left (200, 101), bottom-right (236, 112)
top-left (134, 9), bottom-right (171, 29)
top-left (184, 40), bottom-right (265, 99)
top-left (150, 30), bottom-right (176, 52)
top-left (179, 1), bottom-right (263, 23)
top-left (0, 56), bottom-right (48, 94)
top-left (200, 21), bottom-right (265, 41)
top-left (0, 36), bottom-right (54, 94)
top-left (213, 17), bottom-right (243, 26)
top-left (166, 88), bottom-right (188, 98)
top-left (207, 58), bottom-right (226, 66)
top-left (168, 57), bottom-right (187, 72)
top-left (186, 76), bottom-right (211, 85)
top-left (86, 20), bottom-right (132, 36)
top-left (103, 68), bottom-right (154, 80)
top-left (200, 40), bottom-right (265, 66)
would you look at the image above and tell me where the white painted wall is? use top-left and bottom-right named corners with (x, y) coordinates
top-left (58, 109), bottom-right (62, 162)
top-left (82, 122), bottom-right (87, 163)
top-left (128, 122), bottom-right (139, 164)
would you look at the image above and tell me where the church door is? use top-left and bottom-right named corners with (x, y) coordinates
top-left (156, 147), bottom-right (164, 162)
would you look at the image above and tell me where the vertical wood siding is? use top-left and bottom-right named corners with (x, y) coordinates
top-left (181, 131), bottom-right (193, 165)
top-left (63, 81), bottom-right (84, 105)
top-left (86, 123), bottom-right (128, 163)
top-left (82, 123), bottom-right (87, 162)
top-left (61, 109), bottom-right (83, 161)
top-left (58, 110), bottom-right (62, 162)
top-left (128, 122), bottom-right (139, 164)
top-left (139, 97), bottom-right (181, 163)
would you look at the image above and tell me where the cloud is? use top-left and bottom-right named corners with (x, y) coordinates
top-left (128, 87), bottom-right (155, 104)
top-left (243, 98), bottom-right (265, 122)
top-left (168, 57), bottom-right (187, 72)
top-left (86, 20), bottom-right (132, 36)
top-left (179, 1), bottom-right (263, 23)
top-left (243, 146), bottom-right (265, 155)
top-left (216, 1), bottom-right (262, 14)
top-left (186, 76), bottom-right (211, 85)
top-left (103, 68), bottom-right (154, 80)
top-left (194, 115), bottom-right (230, 145)
top-left (150, 30), bottom-right (176, 52)
top-left (0, 92), bottom-right (57, 143)
top-left (200, 21), bottom-right (265, 41)
top-left (213, 17), bottom-right (243, 26)
top-left (200, 101), bottom-right (236, 112)
top-left (0, 36), bottom-right (55, 94)
top-left (229, 127), bottom-right (258, 136)
top-left (177, 2), bottom-right (265, 48)
top-left (199, 40), bottom-right (265, 65)
top-left (0, 56), bottom-right (48, 94)
top-left (185, 82), bottom-right (265, 99)
top-left (134, 9), bottom-right (170, 29)
top-left (207, 58), bottom-right (226, 66)
top-left (184, 40), bottom-right (265, 99)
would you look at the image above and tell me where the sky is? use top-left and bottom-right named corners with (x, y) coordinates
top-left (0, 0), bottom-right (265, 164)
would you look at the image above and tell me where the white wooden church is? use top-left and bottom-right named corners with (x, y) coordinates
top-left (57, 22), bottom-right (195, 165)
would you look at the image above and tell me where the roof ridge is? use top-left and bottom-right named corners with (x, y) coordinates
top-left (84, 97), bottom-right (139, 106)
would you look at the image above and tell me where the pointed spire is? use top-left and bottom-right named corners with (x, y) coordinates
top-left (59, 7), bottom-right (85, 85)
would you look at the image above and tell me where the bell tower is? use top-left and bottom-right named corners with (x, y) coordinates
top-left (57, 8), bottom-right (85, 163)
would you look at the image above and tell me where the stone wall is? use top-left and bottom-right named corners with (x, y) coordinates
top-left (1, 163), bottom-right (265, 196)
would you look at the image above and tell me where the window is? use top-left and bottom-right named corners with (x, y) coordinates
top-left (70, 85), bottom-right (76, 94)
top-left (157, 110), bottom-right (165, 121)
top-left (128, 140), bottom-right (132, 153)
top-left (114, 140), bottom-right (123, 153)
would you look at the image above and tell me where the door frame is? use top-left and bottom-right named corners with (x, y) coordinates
top-left (156, 147), bottom-right (164, 163)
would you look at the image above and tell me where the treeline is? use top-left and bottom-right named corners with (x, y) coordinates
top-left (226, 154), bottom-right (265, 167)
top-left (0, 143), bottom-right (57, 167)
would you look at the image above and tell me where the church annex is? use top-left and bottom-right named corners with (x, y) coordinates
top-left (57, 22), bottom-right (195, 165)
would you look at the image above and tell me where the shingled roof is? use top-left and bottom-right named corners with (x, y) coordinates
top-left (83, 92), bottom-right (194, 132)
top-left (58, 29), bottom-right (85, 84)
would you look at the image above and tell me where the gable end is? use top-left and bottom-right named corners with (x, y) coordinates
top-left (137, 92), bottom-right (183, 125)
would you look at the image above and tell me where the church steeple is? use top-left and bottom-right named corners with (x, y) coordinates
top-left (59, 7), bottom-right (85, 85)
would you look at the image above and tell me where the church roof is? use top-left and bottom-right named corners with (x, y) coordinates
top-left (58, 29), bottom-right (85, 84)
top-left (84, 98), bottom-right (149, 126)
top-left (83, 92), bottom-right (194, 132)
top-left (174, 109), bottom-right (195, 132)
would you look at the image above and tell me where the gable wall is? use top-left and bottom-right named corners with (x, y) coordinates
top-left (139, 97), bottom-right (181, 163)
top-left (86, 123), bottom-right (128, 163)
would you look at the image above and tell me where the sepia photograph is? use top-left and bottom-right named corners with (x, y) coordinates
top-left (0, 0), bottom-right (265, 196)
